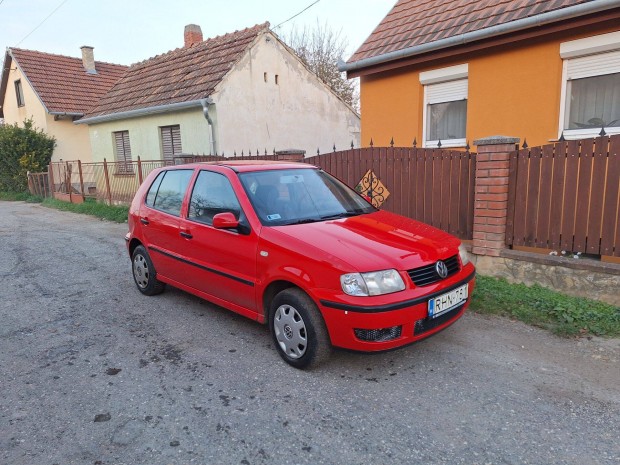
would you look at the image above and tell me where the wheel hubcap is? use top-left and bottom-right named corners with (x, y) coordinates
top-left (274, 304), bottom-right (307, 359)
top-left (133, 254), bottom-right (149, 289)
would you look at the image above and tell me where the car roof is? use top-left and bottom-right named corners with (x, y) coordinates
top-left (172, 160), bottom-right (318, 173)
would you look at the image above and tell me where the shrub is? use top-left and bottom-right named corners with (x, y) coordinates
top-left (0, 119), bottom-right (56, 192)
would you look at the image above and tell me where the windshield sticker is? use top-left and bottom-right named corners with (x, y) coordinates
top-left (266, 214), bottom-right (282, 221)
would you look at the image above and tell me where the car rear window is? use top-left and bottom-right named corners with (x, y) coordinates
top-left (145, 169), bottom-right (193, 216)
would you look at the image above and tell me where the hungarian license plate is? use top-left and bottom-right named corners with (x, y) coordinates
top-left (428, 284), bottom-right (468, 318)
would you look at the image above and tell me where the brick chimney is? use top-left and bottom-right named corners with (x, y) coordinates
top-left (184, 24), bottom-right (203, 47)
top-left (80, 46), bottom-right (96, 74)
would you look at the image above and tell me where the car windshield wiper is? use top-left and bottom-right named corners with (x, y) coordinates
top-left (320, 210), bottom-right (365, 220)
top-left (284, 217), bottom-right (321, 225)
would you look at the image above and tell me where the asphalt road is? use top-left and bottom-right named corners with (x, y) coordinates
top-left (1, 201), bottom-right (619, 465)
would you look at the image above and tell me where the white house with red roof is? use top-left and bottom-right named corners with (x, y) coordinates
top-left (77, 23), bottom-right (361, 163)
top-left (0, 47), bottom-right (127, 162)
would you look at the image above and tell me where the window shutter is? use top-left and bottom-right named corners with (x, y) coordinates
top-left (566, 50), bottom-right (620, 80)
top-left (427, 79), bottom-right (468, 105)
top-left (161, 125), bottom-right (182, 163)
top-left (114, 131), bottom-right (131, 163)
top-left (113, 131), bottom-right (132, 173)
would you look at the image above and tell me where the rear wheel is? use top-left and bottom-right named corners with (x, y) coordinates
top-left (132, 245), bottom-right (166, 296)
top-left (269, 288), bottom-right (331, 369)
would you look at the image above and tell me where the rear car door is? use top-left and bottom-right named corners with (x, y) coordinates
top-left (138, 168), bottom-right (194, 281)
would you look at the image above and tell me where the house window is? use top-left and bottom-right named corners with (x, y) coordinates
top-left (420, 64), bottom-right (468, 148)
top-left (160, 125), bottom-right (182, 164)
top-left (113, 131), bottom-right (133, 174)
top-left (560, 32), bottom-right (620, 139)
top-left (14, 80), bottom-right (25, 107)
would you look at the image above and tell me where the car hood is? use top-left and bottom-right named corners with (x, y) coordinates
top-left (269, 210), bottom-right (460, 272)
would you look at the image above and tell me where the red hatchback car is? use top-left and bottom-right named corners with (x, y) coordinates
top-left (126, 161), bottom-right (475, 368)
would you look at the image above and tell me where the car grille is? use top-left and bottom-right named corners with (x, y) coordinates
top-left (354, 326), bottom-right (402, 342)
top-left (407, 255), bottom-right (460, 287)
top-left (414, 304), bottom-right (464, 336)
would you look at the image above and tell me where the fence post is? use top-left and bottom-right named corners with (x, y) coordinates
top-left (48, 164), bottom-right (55, 198)
top-left (77, 160), bottom-right (85, 202)
top-left (137, 156), bottom-right (143, 185)
top-left (103, 158), bottom-right (112, 205)
top-left (26, 171), bottom-right (33, 195)
top-left (65, 161), bottom-right (71, 193)
top-left (472, 136), bottom-right (519, 256)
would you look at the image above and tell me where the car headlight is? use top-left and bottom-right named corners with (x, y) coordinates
top-left (459, 243), bottom-right (470, 266)
top-left (340, 269), bottom-right (405, 296)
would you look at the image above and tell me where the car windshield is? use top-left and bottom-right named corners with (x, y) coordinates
top-left (239, 168), bottom-right (376, 226)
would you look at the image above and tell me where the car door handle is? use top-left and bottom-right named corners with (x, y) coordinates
top-left (180, 231), bottom-right (193, 239)
top-left (140, 218), bottom-right (149, 225)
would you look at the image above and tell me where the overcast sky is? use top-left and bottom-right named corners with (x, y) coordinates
top-left (1, 0), bottom-right (395, 65)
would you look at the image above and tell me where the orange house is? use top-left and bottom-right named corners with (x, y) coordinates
top-left (341, 0), bottom-right (620, 149)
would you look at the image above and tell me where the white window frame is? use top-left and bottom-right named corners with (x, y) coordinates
top-left (420, 64), bottom-right (468, 148)
top-left (558, 31), bottom-right (620, 140)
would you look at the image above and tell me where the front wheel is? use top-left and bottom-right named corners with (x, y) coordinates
top-left (269, 288), bottom-right (331, 369)
top-left (132, 245), bottom-right (166, 296)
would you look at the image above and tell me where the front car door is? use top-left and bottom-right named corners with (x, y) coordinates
top-left (178, 169), bottom-right (259, 316)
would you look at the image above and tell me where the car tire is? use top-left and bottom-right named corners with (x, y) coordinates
top-left (269, 288), bottom-right (332, 369)
top-left (132, 245), bottom-right (166, 296)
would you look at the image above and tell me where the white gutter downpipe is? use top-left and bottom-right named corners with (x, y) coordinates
top-left (200, 98), bottom-right (216, 155)
top-left (340, 0), bottom-right (620, 72)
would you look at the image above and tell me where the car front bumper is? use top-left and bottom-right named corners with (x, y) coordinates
top-left (316, 266), bottom-right (476, 352)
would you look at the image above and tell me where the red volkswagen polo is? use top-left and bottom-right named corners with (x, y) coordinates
top-left (126, 161), bottom-right (475, 368)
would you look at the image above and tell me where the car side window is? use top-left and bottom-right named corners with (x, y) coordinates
top-left (145, 172), bottom-right (165, 207)
top-left (147, 169), bottom-right (193, 216)
top-left (189, 170), bottom-right (241, 225)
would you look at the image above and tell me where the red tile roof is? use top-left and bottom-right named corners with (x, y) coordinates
top-left (8, 48), bottom-right (127, 114)
top-left (85, 23), bottom-right (269, 119)
top-left (348, 0), bottom-right (596, 63)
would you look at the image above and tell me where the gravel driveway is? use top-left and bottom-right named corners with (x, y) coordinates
top-left (1, 201), bottom-right (618, 465)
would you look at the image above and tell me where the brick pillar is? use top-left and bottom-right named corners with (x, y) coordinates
top-left (472, 136), bottom-right (519, 256)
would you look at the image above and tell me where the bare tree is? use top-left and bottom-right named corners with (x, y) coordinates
top-left (284, 22), bottom-right (359, 111)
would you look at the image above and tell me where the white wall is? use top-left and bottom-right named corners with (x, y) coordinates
top-left (213, 33), bottom-right (360, 156)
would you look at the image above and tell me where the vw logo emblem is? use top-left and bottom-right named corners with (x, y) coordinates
top-left (435, 260), bottom-right (448, 279)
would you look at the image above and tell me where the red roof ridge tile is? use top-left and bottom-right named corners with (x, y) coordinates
top-left (9, 47), bottom-right (127, 68)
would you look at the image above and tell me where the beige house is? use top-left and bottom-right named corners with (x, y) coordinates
top-left (78, 23), bottom-right (361, 163)
top-left (0, 47), bottom-right (126, 163)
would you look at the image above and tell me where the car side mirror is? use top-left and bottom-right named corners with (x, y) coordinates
top-left (212, 212), bottom-right (240, 229)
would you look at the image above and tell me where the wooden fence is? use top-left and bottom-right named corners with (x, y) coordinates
top-left (506, 135), bottom-right (620, 257)
top-left (305, 146), bottom-right (476, 240)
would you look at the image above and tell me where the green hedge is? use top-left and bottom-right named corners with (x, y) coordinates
top-left (0, 119), bottom-right (55, 192)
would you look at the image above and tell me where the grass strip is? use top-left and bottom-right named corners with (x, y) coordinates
top-left (470, 275), bottom-right (620, 338)
top-left (0, 191), bottom-right (43, 202)
top-left (42, 197), bottom-right (129, 223)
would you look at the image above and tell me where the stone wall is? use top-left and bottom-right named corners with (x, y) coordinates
top-left (470, 249), bottom-right (620, 307)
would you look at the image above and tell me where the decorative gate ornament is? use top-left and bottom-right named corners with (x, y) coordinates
top-left (355, 169), bottom-right (390, 208)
